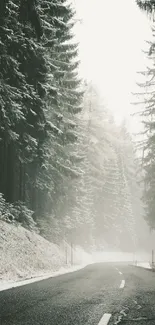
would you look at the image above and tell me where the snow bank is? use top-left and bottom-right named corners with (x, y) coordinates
top-left (0, 221), bottom-right (89, 288)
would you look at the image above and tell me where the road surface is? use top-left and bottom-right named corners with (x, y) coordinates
top-left (0, 263), bottom-right (155, 324)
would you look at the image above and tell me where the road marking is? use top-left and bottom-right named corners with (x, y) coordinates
top-left (120, 280), bottom-right (125, 288)
top-left (115, 267), bottom-right (123, 276)
top-left (114, 267), bottom-right (125, 289)
top-left (98, 313), bottom-right (111, 325)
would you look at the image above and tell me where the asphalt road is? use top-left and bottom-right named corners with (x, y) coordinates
top-left (0, 263), bottom-right (155, 325)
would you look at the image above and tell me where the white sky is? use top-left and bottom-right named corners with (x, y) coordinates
top-left (73, 0), bottom-right (152, 132)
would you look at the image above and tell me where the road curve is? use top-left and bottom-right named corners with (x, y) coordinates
top-left (0, 263), bottom-right (155, 325)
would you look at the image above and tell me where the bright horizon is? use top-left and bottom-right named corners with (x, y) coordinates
top-left (74, 0), bottom-right (152, 132)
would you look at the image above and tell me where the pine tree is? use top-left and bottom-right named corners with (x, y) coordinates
top-left (134, 19), bottom-right (155, 230)
top-left (0, 0), bottom-right (46, 207)
top-left (32, 0), bottom-right (84, 240)
top-left (77, 84), bottom-right (139, 250)
top-left (0, 0), bottom-right (83, 234)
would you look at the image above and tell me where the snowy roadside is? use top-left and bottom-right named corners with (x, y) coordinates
top-left (131, 252), bottom-right (155, 270)
top-left (131, 262), bottom-right (152, 270)
top-left (0, 264), bottom-right (87, 292)
top-left (0, 220), bottom-right (91, 292)
top-left (135, 262), bottom-right (152, 269)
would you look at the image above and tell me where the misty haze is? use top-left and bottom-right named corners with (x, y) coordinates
top-left (0, 0), bottom-right (155, 324)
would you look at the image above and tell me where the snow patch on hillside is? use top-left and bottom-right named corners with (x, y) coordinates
top-left (0, 265), bottom-right (86, 292)
top-left (0, 221), bottom-right (90, 290)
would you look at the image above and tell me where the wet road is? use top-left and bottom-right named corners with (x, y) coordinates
top-left (0, 263), bottom-right (155, 324)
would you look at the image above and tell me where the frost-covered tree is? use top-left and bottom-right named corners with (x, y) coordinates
top-left (0, 0), bottom-right (47, 215)
top-left (35, 1), bottom-right (83, 235)
top-left (74, 84), bottom-right (139, 251)
top-left (0, 0), bottom-right (83, 233)
top-left (133, 12), bottom-right (155, 230)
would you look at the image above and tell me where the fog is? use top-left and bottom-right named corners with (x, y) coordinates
top-left (1, 0), bottom-right (155, 292)
top-left (72, 0), bottom-right (154, 256)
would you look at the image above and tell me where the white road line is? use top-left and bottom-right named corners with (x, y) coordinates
top-left (98, 313), bottom-right (112, 325)
top-left (115, 267), bottom-right (122, 276)
top-left (120, 280), bottom-right (125, 289)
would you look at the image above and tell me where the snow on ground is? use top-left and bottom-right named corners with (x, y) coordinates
top-left (0, 265), bottom-right (86, 292)
top-left (0, 220), bottom-right (91, 291)
top-left (136, 262), bottom-right (151, 269)
top-left (132, 252), bottom-right (154, 269)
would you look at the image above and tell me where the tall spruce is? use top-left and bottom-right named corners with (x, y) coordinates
top-left (135, 2), bottom-right (155, 229)
top-left (32, 0), bottom-right (84, 241)
top-left (0, 0), bottom-right (83, 234)
top-left (0, 0), bottom-right (47, 210)
top-left (74, 84), bottom-right (139, 250)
